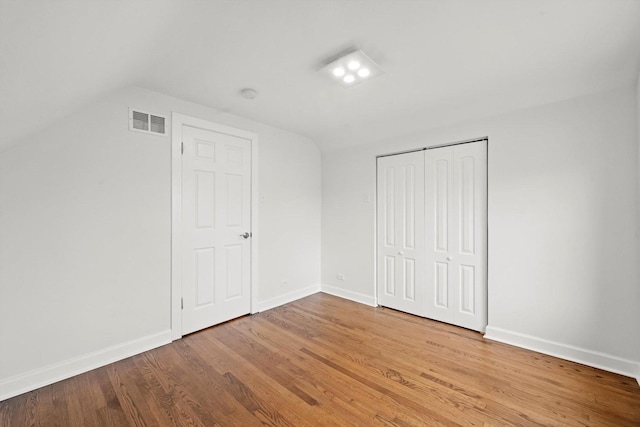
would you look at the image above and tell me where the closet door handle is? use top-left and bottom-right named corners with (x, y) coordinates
top-left (446, 256), bottom-right (453, 261)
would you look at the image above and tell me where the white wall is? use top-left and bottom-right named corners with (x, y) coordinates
top-left (0, 86), bottom-right (321, 399)
top-left (322, 84), bottom-right (640, 376)
top-left (637, 73), bottom-right (640, 293)
top-left (637, 75), bottom-right (640, 381)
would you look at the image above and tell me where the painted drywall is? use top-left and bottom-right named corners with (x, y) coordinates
top-left (322, 84), bottom-right (640, 371)
top-left (637, 72), bottom-right (640, 281)
top-left (637, 74), bottom-right (640, 381)
top-left (0, 86), bottom-right (321, 396)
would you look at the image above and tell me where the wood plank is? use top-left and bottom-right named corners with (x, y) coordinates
top-left (1, 293), bottom-right (638, 426)
top-left (275, 303), bottom-right (587, 424)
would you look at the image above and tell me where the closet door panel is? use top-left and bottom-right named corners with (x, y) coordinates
top-left (425, 147), bottom-right (456, 324)
top-left (376, 151), bottom-right (426, 317)
top-left (425, 141), bottom-right (487, 332)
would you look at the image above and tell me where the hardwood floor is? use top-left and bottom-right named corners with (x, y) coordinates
top-left (1, 293), bottom-right (639, 426)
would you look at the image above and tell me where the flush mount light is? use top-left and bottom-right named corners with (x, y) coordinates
top-left (332, 67), bottom-right (345, 77)
top-left (321, 49), bottom-right (383, 88)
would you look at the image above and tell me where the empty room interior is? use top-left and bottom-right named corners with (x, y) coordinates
top-left (1, 0), bottom-right (639, 425)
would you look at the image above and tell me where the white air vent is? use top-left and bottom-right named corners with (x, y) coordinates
top-left (129, 108), bottom-right (167, 136)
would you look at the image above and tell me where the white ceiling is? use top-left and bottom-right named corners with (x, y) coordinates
top-left (1, 0), bottom-right (639, 152)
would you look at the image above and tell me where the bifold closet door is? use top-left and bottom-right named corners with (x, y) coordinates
top-left (377, 140), bottom-right (487, 332)
top-left (376, 151), bottom-right (427, 317)
top-left (424, 141), bottom-right (487, 332)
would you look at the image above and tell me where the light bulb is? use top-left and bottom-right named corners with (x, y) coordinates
top-left (357, 68), bottom-right (370, 78)
top-left (347, 60), bottom-right (360, 71)
top-left (332, 67), bottom-right (345, 77)
top-left (343, 74), bottom-right (355, 84)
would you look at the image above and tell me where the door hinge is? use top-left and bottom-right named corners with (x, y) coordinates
top-left (181, 142), bottom-right (184, 154)
top-left (181, 298), bottom-right (183, 309)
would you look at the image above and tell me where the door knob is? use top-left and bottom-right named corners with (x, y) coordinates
top-left (240, 232), bottom-right (251, 239)
top-left (399, 251), bottom-right (404, 255)
top-left (446, 256), bottom-right (453, 261)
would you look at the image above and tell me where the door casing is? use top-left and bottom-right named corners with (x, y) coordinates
top-left (171, 113), bottom-right (259, 340)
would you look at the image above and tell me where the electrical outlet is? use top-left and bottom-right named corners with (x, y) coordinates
top-left (281, 280), bottom-right (288, 287)
top-left (336, 274), bottom-right (345, 281)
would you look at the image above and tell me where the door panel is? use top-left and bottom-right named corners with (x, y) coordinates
top-left (195, 247), bottom-right (215, 306)
top-left (434, 158), bottom-right (450, 253)
top-left (182, 125), bottom-right (252, 335)
top-left (434, 261), bottom-right (448, 308)
top-left (377, 151), bottom-right (426, 317)
top-left (459, 156), bottom-right (476, 255)
top-left (459, 265), bottom-right (475, 314)
top-left (425, 147), bottom-right (456, 324)
top-left (384, 255), bottom-right (395, 296)
top-left (425, 141), bottom-right (487, 331)
top-left (451, 141), bottom-right (487, 331)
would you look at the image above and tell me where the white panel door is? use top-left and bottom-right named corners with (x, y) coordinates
top-left (181, 124), bottom-right (252, 335)
top-left (376, 151), bottom-right (426, 317)
top-left (425, 141), bottom-right (487, 332)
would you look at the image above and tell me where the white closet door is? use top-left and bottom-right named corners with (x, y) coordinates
top-left (377, 140), bottom-right (487, 332)
top-left (376, 151), bottom-right (426, 317)
top-left (425, 141), bottom-right (487, 332)
top-left (181, 124), bottom-right (252, 335)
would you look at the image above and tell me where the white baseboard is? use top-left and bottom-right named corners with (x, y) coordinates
top-left (0, 330), bottom-right (171, 402)
top-left (256, 285), bottom-right (321, 312)
top-left (321, 284), bottom-right (377, 307)
top-left (484, 326), bottom-right (640, 381)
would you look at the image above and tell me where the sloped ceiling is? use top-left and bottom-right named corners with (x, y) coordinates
top-left (1, 0), bottom-right (639, 152)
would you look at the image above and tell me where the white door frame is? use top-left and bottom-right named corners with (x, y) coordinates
top-left (171, 113), bottom-right (259, 340)
top-left (374, 137), bottom-right (488, 328)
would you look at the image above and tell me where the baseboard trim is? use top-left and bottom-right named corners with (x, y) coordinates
top-left (484, 326), bottom-right (640, 380)
top-left (321, 285), bottom-right (377, 307)
top-left (256, 285), bottom-right (321, 312)
top-left (0, 330), bottom-right (171, 402)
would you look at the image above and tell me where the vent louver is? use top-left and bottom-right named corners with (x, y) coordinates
top-left (129, 108), bottom-right (167, 136)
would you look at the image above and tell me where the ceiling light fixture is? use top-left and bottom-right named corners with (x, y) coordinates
top-left (321, 49), bottom-right (383, 88)
top-left (357, 68), bottom-right (370, 78)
